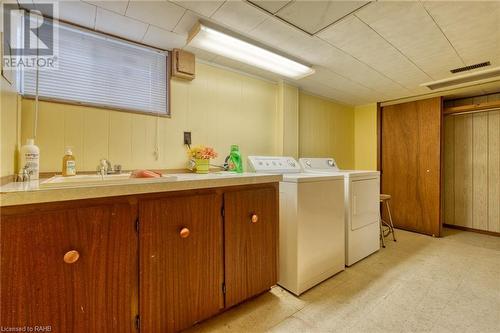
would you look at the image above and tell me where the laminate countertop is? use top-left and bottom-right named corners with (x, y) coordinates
top-left (0, 172), bottom-right (282, 207)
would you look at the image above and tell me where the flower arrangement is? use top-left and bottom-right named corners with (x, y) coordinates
top-left (188, 146), bottom-right (218, 160)
top-left (188, 146), bottom-right (218, 174)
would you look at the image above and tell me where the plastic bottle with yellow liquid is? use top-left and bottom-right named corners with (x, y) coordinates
top-left (62, 147), bottom-right (76, 176)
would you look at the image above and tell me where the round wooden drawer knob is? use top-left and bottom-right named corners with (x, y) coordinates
top-left (63, 250), bottom-right (80, 264)
top-left (251, 214), bottom-right (259, 223)
top-left (180, 227), bottom-right (190, 238)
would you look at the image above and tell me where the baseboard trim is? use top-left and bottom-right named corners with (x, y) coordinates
top-left (443, 224), bottom-right (500, 237)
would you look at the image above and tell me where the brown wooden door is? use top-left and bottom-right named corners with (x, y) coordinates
top-left (139, 192), bottom-right (224, 333)
top-left (381, 97), bottom-right (442, 236)
top-left (0, 202), bottom-right (138, 332)
top-left (224, 186), bottom-right (278, 308)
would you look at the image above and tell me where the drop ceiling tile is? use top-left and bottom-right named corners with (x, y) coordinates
top-left (84, 1), bottom-right (128, 15)
top-left (423, 1), bottom-right (500, 67)
top-left (318, 15), bottom-right (431, 89)
top-left (142, 25), bottom-right (186, 50)
top-left (307, 67), bottom-right (381, 101)
top-left (292, 37), bottom-right (408, 98)
top-left (356, 1), bottom-right (464, 79)
top-left (173, 9), bottom-right (200, 34)
top-left (212, 1), bottom-right (268, 33)
top-left (95, 8), bottom-right (148, 42)
top-left (299, 76), bottom-right (371, 106)
top-left (247, 17), bottom-right (310, 56)
top-left (248, 17), bottom-right (406, 99)
top-left (57, 1), bottom-right (97, 29)
top-left (275, 0), bottom-right (368, 34)
top-left (29, 1), bottom-right (96, 29)
top-left (248, 0), bottom-right (291, 14)
top-left (170, 0), bottom-right (224, 17)
top-left (126, 1), bottom-right (185, 31)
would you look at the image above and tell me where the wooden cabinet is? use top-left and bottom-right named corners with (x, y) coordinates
top-left (0, 183), bottom-right (278, 333)
top-left (224, 187), bottom-right (278, 307)
top-left (139, 192), bottom-right (224, 332)
top-left (381, 97), bottom-right (442, 236)
top-left (172, 48), bottom-right (195, 80)
top-left (0, 200), bottom-right (138, 333)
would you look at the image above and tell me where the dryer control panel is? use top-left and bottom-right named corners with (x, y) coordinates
top-left (299, 157), bottom-right (339, 172)
top-left (248, 156), bottom-right (301, 173)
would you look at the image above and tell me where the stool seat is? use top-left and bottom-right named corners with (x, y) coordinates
top-left (380, 194), bottom-right (391, 201)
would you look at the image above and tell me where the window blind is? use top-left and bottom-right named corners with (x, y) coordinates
top-left (21, 18), bottom-right (168, 115)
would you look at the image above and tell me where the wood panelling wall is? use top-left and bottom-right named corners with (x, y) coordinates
top-left (443, 110), bottom-right (500, 232)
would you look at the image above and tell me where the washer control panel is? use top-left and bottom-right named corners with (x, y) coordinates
top-left (299, 157), bottom-right (339, 172)
top-left (248, 156), bottom-right (301, 173)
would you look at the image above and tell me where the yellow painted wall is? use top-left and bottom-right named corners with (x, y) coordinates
top-left (276, 82), bottom-right (299, 158)
top-left (21, 63), bottom-right (278, 172)
top-left (354, 103), bottom-right (378, 170)
top-left (299, 92), bottom-right (355, 169)
top-left (1, 72), bottom-right (20, 177)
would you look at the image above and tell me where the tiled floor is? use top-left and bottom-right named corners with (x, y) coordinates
top-left (187, 228), bottom-right (500, 333)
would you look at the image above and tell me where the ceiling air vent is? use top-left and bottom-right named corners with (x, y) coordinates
top-left (450, 61), bottom-right (491, 74)
top-left (421, 66), bottom-right (500, 90)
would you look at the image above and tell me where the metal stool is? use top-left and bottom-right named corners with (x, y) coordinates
top-left (380, 194), bottom-right (396, 248)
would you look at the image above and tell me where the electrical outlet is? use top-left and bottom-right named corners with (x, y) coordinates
top-left (183, 132), bottom-right (192, 145)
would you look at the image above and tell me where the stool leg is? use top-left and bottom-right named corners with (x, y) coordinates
top-left (379, 211), bottom-right (386, 248)
top-left (386, 200), bottom-right (396, 242)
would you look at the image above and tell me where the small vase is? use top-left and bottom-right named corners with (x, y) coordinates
top-left (195, 158), bottom-right (210, 174)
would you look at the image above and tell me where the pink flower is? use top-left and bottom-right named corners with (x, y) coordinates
top-left (188, 146), bottom-right (218, 160)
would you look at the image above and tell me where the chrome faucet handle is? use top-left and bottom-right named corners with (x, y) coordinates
top-left (20, 164), bottom-right (32, 182)
top-left (97, 158), bottom-right (112, 175)
top-left (113, 164), bottom-right (122, 174)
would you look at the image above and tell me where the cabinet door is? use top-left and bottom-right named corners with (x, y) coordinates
top-left (381, 97), bottom-right (442, 236)
top-left (224, 187), bottom-right (278, 307)
top-left (0, 203), bottom-right (138, 332)
top-left (139, 193), bottom-right (224, 333)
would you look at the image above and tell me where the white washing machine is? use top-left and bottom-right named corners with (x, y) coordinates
top-left (300, 157), bottom-right (380, 266)
top-left (248, 156), bottom-right (345, 296)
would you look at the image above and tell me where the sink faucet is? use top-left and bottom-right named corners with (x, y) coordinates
top-left (15, 164), bottom-right (33, 182)
top-left (97, 159), bottom-right (122, 176)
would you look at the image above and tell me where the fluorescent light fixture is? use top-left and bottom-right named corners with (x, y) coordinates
top-left (421, 66), bottom-right (500, 90)
top-left (188, 22), bottom-right (315, 79)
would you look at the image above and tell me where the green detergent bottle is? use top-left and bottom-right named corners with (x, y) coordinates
top-left (227, 145), bottom-right (243, 173)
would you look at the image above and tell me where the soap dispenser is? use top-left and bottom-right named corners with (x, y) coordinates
top-left (19, 138), bottom-right (40, 180)
top-left (62, 147), bottom-right (76, 176)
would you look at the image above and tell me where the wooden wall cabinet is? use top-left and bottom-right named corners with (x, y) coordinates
top-left (0, 184), bottom-right (278, 333)
top-left (171, 48), bottom-right (195, 80)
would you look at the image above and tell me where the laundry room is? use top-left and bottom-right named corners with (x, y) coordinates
top-left (1, 1), bottom-right (499, 333)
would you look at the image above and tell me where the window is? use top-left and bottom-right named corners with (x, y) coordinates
top-left (21, 18), bottom-right (169, 115)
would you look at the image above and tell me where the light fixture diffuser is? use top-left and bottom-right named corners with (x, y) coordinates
top-left (188, 22), bottom-right (315, 79)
